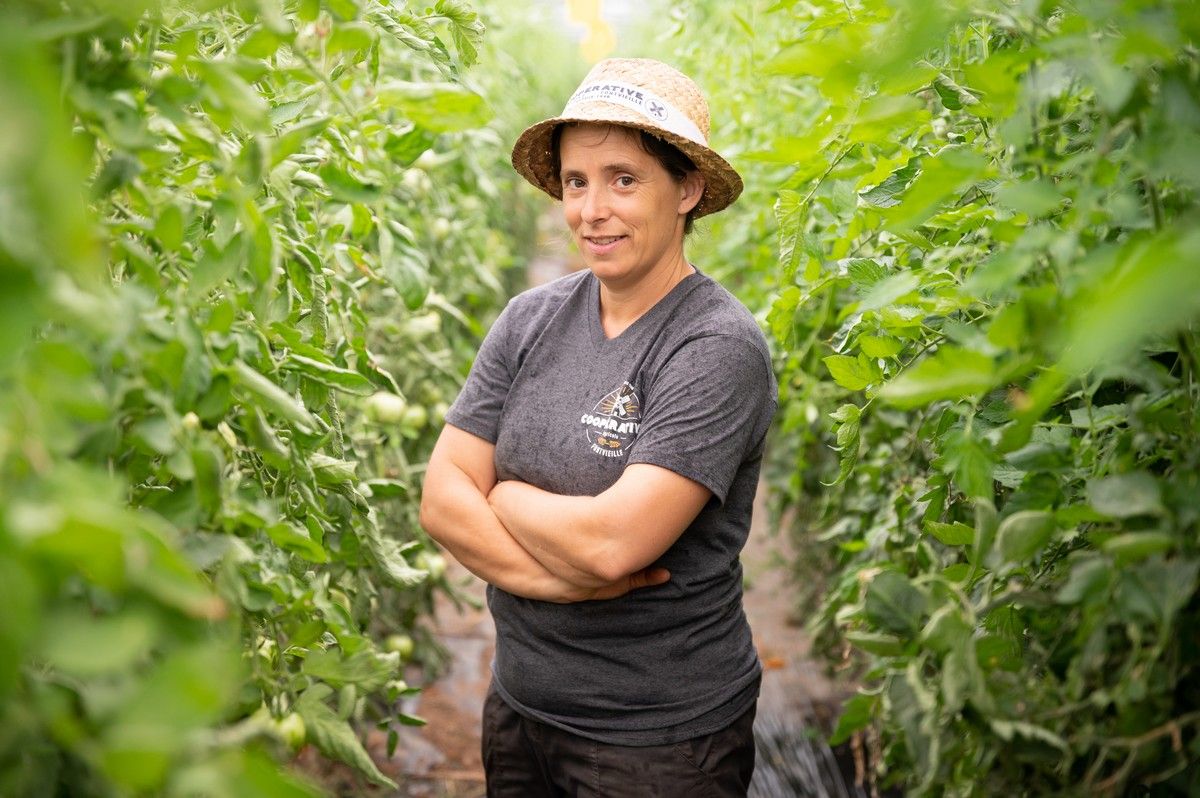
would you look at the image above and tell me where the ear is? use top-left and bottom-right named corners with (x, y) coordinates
top-left (678, 171), bottom-right (705, 216)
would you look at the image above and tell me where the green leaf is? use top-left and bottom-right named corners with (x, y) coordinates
top-left (383, 245), bottom-right (431, 311)
top-left (986, 303), bottom-right (1026, 350)
top-left (1056, 555), bottom-right (1112, 604)
top-left (768, 286), bottom-right (802, 347)
top-left (823, 353), bottom-right (882, 391)
top-left (772, 190), bottom-right (811, 279)
top-left (1068, 404), bottom-right (1128, 431)
top-left (1086, 55), bottom-right (1137, 114)
top-left (847, 258), bottom-right (888, 289)
top-left (941, 428), bottom-right (995, 500)
top-left (995, 510), bottom-right (1056, 563)
top-left (317, 163), bottom-right (381, 204)
top-left (880, 347), bottom-right (996, 408)
top-left (153, 203), bottom-right (185, 250)
top-left (283, 354), bottom-right (375, 395)
top-left (272, 117), bottom-right (330, 167)
top-left (435, 0), bottom-right (485, 68)
top-left (230, 361), bottom-right (317, 433)
top-left (239, 26), bottom-right (284, 59)
top-left (384, 125), bottom-right (435, 166)
top-left (829, 692), bottom-right (877, 746)
top-left (39, 609), bottom-right (158, 678)
top-left (1102, 531), bottom-right (1175, 564)
top-left (302, 648), bottom-right (399, 690)
top-left (925, 520), bottom-right (974, 546)
top-left (361, 519), bottom-right (428, 589)
top-left (397, 712), bottom-right (427, 726)
top-left (363, 479), bottom-right (409, 499)
top-left (994, 179), bottom-right (1062, 217)
top-left (244, 407), bottom-right (291, 471)
top-left (195, 61), bottom-right (269, 132)
top-left (375, 81), bottom-right (491, 132)
top-left (933, 76), bottom-right (965, 110)
top-left (884, 146), bottom-right (988, 233)
top-left (105, 641), bottom-right (244, 790)
top-left (826, 403), bottom-right (861, 485)
top-left (369, 9), bottom-right (453, 76)
top-left (1088, 471), bottom-right (1164, 518)
top-left (266, 522), bottom-right (328, 563)
top-left (1060, 225), bottom-right (1200, 375)
top-left (92, 151), bottom-right (142, 197)
top-left (269, 98), bottom-right (313, 126)
top-left (857, 271), bottom-right (920, 312)
top-left (860, 159), bottom-right (919, 208)
top-left (920, 606), bottom-right (972, 654)
top-left (296, 685), bottom-right (397, 789)
top-left (327, 21), bottom-right (378, 54)
top-left (859, 335), bottom-right (903, 358)
top-left (325, 0), bottom-right (361, 20)
top-left (310, 454), bottom-right (358, 486)
top-left (845, 630), bottom-right (905, 656)
top-left (864, 570), bottom-right (926, 636)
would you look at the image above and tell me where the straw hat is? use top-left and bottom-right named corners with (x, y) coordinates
top-left (511, 58), bottom-right (743, 219)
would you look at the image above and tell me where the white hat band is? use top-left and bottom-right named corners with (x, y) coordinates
top-left (562, 80), bottom-right (707, 146)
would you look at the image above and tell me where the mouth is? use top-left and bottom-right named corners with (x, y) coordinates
top-left (582, 234), bottom-right (627, 254)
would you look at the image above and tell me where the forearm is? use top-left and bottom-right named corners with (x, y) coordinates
top-left (488, 483), bottom-right (616, 582)
top-left (420, 467), bottom-right (607, 601)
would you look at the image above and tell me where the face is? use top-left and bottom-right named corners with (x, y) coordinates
top-left (558, 124), bottom-right (704, 289)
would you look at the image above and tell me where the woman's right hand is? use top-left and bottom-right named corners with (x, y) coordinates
top-left (563, 566), bottom-right (671, 602)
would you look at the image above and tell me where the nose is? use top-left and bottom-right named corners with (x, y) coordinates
top-left (580, 183), bottom-right (610, 224)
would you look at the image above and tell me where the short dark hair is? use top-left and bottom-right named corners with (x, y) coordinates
top-left (549, 124), bottom-right (701, 234)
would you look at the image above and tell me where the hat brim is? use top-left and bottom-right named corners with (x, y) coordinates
top-left (511, 103), bottom-right (743, 219)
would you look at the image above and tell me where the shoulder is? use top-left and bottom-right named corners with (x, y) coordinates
top-left (672, 274), bottom-right (773, 371)
top-left (505, 269), bottom-right (591, 319)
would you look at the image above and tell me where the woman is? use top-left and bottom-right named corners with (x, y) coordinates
top-left (420, 58), bottom-right (777, 796)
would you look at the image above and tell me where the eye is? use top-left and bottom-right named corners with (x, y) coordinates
top-left (615, 175), bottom-right (636, 188)
top-left (563, 176), bottom-right (585, 190)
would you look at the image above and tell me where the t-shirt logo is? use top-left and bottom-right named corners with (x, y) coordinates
top-left (580, 381), bottom-right (642, 458)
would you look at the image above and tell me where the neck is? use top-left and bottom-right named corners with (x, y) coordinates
top-left (597, 247), bottom-right (694, 339)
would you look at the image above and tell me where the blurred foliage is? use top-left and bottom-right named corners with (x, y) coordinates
top-left (646, 0), bottom-right (1200, 794)
top-left (0, 0), bottom-right (542, 793)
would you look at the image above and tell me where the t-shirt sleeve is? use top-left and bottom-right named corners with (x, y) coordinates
top-left (627, 334), bottom-right (777, 504)
top-left (444, 301), bottom-right (518, 444)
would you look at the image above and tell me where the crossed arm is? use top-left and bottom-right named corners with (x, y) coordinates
top-left (418, 424), bottom-right (711, 602)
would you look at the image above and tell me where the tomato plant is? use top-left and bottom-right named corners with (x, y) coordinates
top-left (0, 0), bottom-right (536, 793)
top-left (649, 0), bottom-right (1200, 793)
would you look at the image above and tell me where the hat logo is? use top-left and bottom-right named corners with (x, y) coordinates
top-left (559, 80), bottom-right (706, 146)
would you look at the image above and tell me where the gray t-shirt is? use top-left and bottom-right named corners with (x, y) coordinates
top-left (445, 267), bottom-right (777, 746)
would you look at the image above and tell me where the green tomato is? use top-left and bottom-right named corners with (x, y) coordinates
top-left (431, 401), bottom-right (449, 426)
top-left (402, 404), bottom-right (428, 431)
top-left (384, 633), bottom-right (415, 662)
top-left (418, 551), bottom-right (447, 581)
top-left (274, 712), bottom-right (307, 750)
top-left (404, 312), bottom-right (441, 338)
top-left (365, 392), bottom-right (407, 424)
top-left (401, 168), bottom-right (431, 193)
